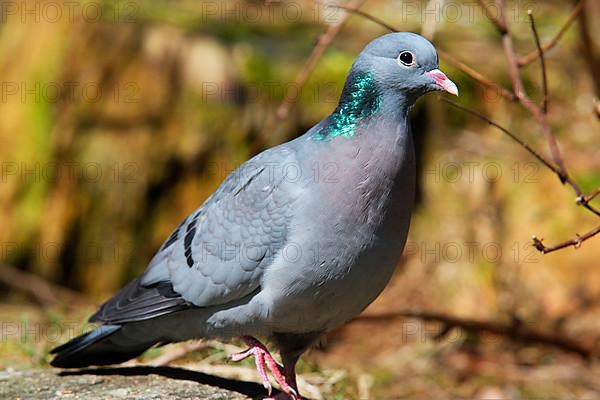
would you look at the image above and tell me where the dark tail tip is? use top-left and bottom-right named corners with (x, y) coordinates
top-left (50, 325), bottom-right (134, 368)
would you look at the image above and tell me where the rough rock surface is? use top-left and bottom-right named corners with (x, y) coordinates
top-left (0, 367), bottom-right (264, 400)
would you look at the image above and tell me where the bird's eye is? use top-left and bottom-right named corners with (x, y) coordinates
top-left (398, 51), bottom-right (415, 67)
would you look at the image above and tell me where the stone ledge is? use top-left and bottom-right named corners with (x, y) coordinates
top-left (0, 366), bottom-right (267, 400)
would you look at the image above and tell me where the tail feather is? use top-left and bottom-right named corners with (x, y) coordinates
top-left (50, 325), bottom-right (159, 368)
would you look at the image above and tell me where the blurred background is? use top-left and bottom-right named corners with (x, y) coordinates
top-left (1, 0), bottom-right (599, 398)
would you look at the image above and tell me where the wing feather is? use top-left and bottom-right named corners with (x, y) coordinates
top-left (89, 278), bottom-right (192, 324)
top-left (92, 145), bottom-right (299, 324)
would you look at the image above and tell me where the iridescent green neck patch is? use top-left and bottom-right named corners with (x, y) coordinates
top-left (313, 71), bottom-right (381, 141)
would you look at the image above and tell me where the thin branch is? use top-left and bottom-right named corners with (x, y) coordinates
top-left (441, 98), bottom-right (557, 173)
top-left (421, 0), bottom-right (446, 40)
top-left (334, 4), bottom-right (397, 31)
top-left (493, 1), bottom-right (567, 181)
top-left (275, 0), bottom-right (369, 120)
top-left (0, 262), bottom-right (90, 309)
top-left (578, 187), bottom-right (600, 205)
top-left (532, 225), bottom-right (600, 254)
top-left (356, 310), bottom-right (594, 358)
top-left (443, 100), bottom-right (600, 218)
top-left (576, 0), bottom-right (600, 99)
top-left (493, 2), bottom-right (585, 196)
top-left (518, 0), bottom-right (586, 67)
top-left (527, 11), bottom-right (548, 113)
top-left (476, 0), bottom-right (506, 33)
top-left (486, 0), bottom-right (600, 217)
top-left (437, 49), bottom-right (515, 101)
top-left (500, 33), bottom-right (524, 99)
top-left (150, 341), bottom-right (215, 366)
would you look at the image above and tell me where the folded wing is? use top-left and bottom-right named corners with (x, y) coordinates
top-left (90, 146), bottom-right (299, 324)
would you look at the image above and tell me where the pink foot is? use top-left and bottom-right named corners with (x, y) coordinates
top-left (230, 336), bottom-right (299, 399)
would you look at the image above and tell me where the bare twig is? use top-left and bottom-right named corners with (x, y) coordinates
top-left (492, 0), bottom-right (568, 182)
top-left (275, 0), bottom-right (368, 120)
top-left (334, 4), bottom-right (396, 31)
top-left (440, 98), bottom-right (557, 173)
top-left (532, 225), bottom-right (600, 254)
top-left (437, 49), bottom-right (515, 101)
top-left (578, 188), bottom-right (600, 205)
top-left (421, 0), bottom-right (446, 40)
top-left (445, 100), bottom-right (599, 219)
top-left (576, 0), bottom-right (600, 99)
top-left (527, 11), bottom-right (548, 113)
top-left (518, 0), bottom-right (586, 67)
top-left (0, 262), bottom-right (90, 308)
top-left (475, 0), bottom-right (506, 33)
top-left (488, 1), bottom-right (600, 212)
top-left (446, 96), bottom-right (600, 218)
top-left (357, 309), bottom-right (594, 358)
top-left (487, 0), bottom-right (600, 217)
top-left (150, 341), bottom-right (215, 366)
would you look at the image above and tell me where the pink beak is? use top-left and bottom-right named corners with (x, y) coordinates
top-left (425, 69), bottom-right (459, 96)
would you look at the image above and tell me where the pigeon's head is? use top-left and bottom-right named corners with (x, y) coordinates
top-left (353, 32), bottom-right (458, 102)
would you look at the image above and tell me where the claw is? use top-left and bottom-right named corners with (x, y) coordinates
top-left (231, 345), bottom-right (272, 393)
top-left (230, 336), bottom-right (300, 399)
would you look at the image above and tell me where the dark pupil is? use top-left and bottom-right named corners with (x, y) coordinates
top-left (400, 52), bottom-right (413, 64)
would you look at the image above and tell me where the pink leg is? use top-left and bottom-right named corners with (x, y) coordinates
top-left (230, 336), bottom-right (300, 399)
